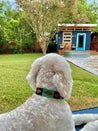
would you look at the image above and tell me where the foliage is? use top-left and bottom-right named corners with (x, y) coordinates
top-left (16, 0), bottom-right (76, 55)
top-left (0, 0), bottom-right (37, 54)
top-left (3, 11), bottom-right (36, 53)
top-left (0, 1), bottom-right (7, 53)
top-left (61, 0), bottom-right (98, 24)
top-left (77, 0), bottom-right (98, 24)
top-left (0, 28), bottom-right (7, 53)
top-left (0, 54), bottom-right (98, 113)
top-left (47, 39), bottom-right (56, 53)
top-left (92, 25), bottom-right (98, 33)
top-left (23, 42), bottom-right (35, 53)
top-left (60, 0), bottom-right (89, 23)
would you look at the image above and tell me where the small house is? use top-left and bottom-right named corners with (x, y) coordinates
top-left (57, 24), bottom-right (97, 55)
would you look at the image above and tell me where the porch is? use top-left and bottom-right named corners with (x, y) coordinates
top-left (58, 50), bottom-right (98, 57)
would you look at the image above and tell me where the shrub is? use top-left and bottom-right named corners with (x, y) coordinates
top-left (23, 42), bottom-right (35, 53)
top-left (0, 29), bottom-right (7, 54)
top-left (47, 40), bottom-right (56, 53)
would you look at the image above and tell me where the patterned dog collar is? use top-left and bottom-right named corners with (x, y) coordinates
top-left (36, 88), bottom-right (64, 100)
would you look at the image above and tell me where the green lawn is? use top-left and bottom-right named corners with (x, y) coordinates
top-left (69, 63), bottom-right (98, 110)
top-left (0, 53), bottom-right (98, 113)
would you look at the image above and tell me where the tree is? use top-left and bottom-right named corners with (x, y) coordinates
top-left (77, 0), bottom-right (98, 24)
top-left (16, 0), bottom-right (76, 55)
top-left (61, 0), bottom-right (90, 24)
top-left (0, 0), bottom-right (37, 54)
top-left (77, 0), bottom-right (98, 33)
top-left (3, 10), bottom-right (36, 53)
top-left (0, 1), bottom-right (8, 53)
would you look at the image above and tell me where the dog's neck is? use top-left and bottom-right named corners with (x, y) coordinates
top-left (36, 88), bottom-right (64, 100)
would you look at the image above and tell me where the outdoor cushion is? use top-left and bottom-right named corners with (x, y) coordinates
top-left (60, 46), bottom-right (64, 48)
top-left (72, 107), bottom-right (98, 131)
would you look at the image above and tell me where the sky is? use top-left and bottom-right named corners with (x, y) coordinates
top-left (9, 0), bottom-right (17, 9)
top-left (1, 0), bottom-right (17, 10)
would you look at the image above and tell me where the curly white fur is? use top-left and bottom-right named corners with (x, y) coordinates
top-left (0, 53), bottom-right (97, 131)
top-left (26, 53), bottom-right (73, 99)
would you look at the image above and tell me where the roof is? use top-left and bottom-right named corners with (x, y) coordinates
top-left (58, 24), bottom-right (97, 30)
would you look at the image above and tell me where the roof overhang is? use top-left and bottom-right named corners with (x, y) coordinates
top-left (58, 24), bottom-right (97, 30)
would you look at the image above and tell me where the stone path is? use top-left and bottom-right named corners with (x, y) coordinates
top-left (65, 55), bottom-right (98, 76)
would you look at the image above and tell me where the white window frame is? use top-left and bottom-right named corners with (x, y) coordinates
top-left (63, 32), bottom-right (72, 43)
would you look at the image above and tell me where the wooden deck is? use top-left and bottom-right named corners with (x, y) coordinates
top-left (90, 50), bottom-right (98, 55)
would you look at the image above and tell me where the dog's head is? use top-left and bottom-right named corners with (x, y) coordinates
top-left (26, 53), bottom-right (73, 100)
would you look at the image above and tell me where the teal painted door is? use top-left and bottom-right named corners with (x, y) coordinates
top-left (77, 34), bottom-right (86, 50)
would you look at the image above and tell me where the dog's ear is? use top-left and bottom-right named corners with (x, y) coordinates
top-left (53, 60), bottom-right (73, 100)
top-left (26, 58), bottom-right (42, 91)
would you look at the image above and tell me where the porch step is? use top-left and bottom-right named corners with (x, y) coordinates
top-left (64, 51), bottom-right (90, 58)
top-left (90, 50), bottom-right (98, 55)
top-left (58, 49), bottom-right (64, 55)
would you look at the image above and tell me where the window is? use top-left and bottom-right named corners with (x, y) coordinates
top-left (63, 32), bottom-right (72, 43)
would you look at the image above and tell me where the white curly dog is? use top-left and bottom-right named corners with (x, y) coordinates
top-left (0, 53), bottom-right (98, 131)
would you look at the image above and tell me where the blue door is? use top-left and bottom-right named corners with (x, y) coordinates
top-left (77, 34), bottom-right (86, 50)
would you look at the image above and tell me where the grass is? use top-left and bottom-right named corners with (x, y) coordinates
top-left (0, 53), bottom-right (98, 113)
top-left (69, 62), bottom-right (98, 110)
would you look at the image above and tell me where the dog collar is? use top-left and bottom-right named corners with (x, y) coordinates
top-left (36, 88), bottom-right (64, 100)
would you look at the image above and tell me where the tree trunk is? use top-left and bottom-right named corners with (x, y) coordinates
top-left (43, 50), bottom-right (46, 55)
top-left (40, 41), bottom-right (47, 55)
top-left (39, 38), bottom-right (49, 55)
